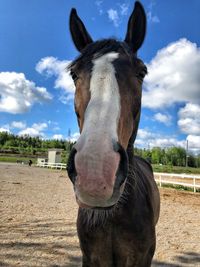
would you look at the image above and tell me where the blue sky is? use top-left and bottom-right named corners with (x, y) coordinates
top-left (0, 0), bottom-right (200, 153)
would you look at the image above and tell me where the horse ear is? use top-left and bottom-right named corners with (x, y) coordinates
top-left (124, 1), bottom-right (146, 53)
top-left (69, 8), bottom-right (93, 52)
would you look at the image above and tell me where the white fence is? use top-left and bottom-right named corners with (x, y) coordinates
top-left (36, 163), bottom-right (200, 193)
top-left (154, 172), bottom-right (200, 193)
top-left (37, 162), bottom-right (67, 170)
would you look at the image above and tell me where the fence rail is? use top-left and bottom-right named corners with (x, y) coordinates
top-left (36, 163), bottom-right (200, 193)
top-left (154, 172), bottom-right (200, 193)
top-left (37, 162), bottom-right (67, 170)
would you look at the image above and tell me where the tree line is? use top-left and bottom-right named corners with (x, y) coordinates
top-left (0, 132), bottom-right (199, 168)
top-left (0, 132), bottom-right (73, 155)
top-left (134, 147), bottom-right (200, 168)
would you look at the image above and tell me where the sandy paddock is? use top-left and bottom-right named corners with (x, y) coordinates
top-left (0, 163), bottom-right (200, 267)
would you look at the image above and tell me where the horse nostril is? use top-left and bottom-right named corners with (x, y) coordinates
top-left (67, 147), bottom-right (77, 184)
top-left (113, 141), bottom-right (128, 187)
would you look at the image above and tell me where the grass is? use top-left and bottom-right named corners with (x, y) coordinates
top-left (152, 164), bottom-right (200, 174)
top-left (0, 152), bottom-right (69, 165)
top-left (0, 156), bottom-right (36, 164)
top-left (1, 155), bottom-right (200, 174)
top-left (157, 183), bottom-right (200, 193)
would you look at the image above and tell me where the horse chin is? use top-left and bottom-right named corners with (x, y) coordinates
top-left (75, 181), bottom-right (125, 210)
top-left (76, 197), bottom-right (117, 210)
top-left (76, 197), bottom-right (94, 209)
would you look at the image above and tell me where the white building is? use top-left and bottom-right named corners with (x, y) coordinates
top-left (48, 149), bottom-right (63, 164)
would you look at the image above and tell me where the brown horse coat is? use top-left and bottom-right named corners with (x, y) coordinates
top-left (67, 2), bottom-right (160, 266)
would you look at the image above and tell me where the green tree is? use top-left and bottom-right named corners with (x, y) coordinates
top-left (151, 147), bottom-right (163, 164)
top-left (166, 147), bottom-right (186, 166)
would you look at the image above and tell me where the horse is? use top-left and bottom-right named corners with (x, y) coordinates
top-left (67, 2), bottom-right (160, 266)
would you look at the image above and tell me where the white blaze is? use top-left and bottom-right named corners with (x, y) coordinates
top-left (74, 52), bottom-right (121, 206)
top-left (76, 52), bottom-right (120, 149)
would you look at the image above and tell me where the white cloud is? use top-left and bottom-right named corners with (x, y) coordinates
top-left (11, 121), bottom-right (26, 129)
top-left (178, 103), bottom-right (200, 135)
top-left (32, 122), bottom-right (48, 131)
top-left (52, 134), bottom-right (64, 140)
top-left (18, 122), bottom-right (48, 137)
top-left (137, 129), bottom-right (153, 139)
top-left (67, 132), bottom-right (80, 143)
top-left (187, 135), bottom-right (200, 150)
top-left (59, 94), bottom-right (74, 105)
top-left (18, 128), bottom-right (43, 137)
top-left (96, 1), bottom-right (128, 18)
top-left (107, 9), bottom-right (119, 27)
top-left (135, 128), bottom-right (200, 154)
top-left (143, 39), bottom-right (200, 109)
top-left (147, 0), bottom-right (160, 24)
top-left (0, 125), bottom-right (10, 133)
top-left (48, 121), bottom-right (60, 131)
top-left (153, 112), bottom-right (171, 126)
top-left (95, 0), bottom-right (103, 6)
top-left (149, 138), bottom-right (185, 149)
top-left (136, 129), bottom-right (185, 149)
top-left (95, 0), bottom-right (103, 15)
top-left (119, 3), bottom-right (129, 16)
top-left (36, 57), bottom-right (75, 103)
top-left (106, 2), bottom-right (130, 27)
top-left (0, 72), bottom-right (52, 114)
top-left (134, 138), bottom-right (144, 146)
top-left (53, 126), bottom-right (60, 131)
top-left (147, 12), bottom-right (160, 23)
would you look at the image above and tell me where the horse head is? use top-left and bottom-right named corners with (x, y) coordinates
top-left (67, 1), bottom-right (147, 208)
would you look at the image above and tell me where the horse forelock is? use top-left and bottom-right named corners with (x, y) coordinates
top-left (67, 39), bottom-right (135, 71)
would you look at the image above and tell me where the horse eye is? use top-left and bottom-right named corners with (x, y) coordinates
top-left (71, 71), bottom-right (79, 83)
top-left (139, 71), bottom-right (145, 79)
top-left (137, 66), bottom-right (147, 82)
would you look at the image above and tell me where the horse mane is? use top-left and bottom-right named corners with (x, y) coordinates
top-left (133, 155), bottom-right (153, 173)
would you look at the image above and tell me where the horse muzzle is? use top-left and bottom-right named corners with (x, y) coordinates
top-left (67, 141), bottom-right (128, 208)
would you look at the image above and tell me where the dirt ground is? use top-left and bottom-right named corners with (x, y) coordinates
top-left (0, 163), bottom-right (200, 267)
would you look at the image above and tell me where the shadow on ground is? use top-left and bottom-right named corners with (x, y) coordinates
top-left (152, 252), bottom-right (200, 267)
top-left (1, 219), bottom-right (200, 266)
top-left (0, 219), bottom-right (82, 267)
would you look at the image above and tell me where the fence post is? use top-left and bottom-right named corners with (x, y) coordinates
top-left (193, 177), bottom-right (196, 193)
top-left (159, 174), bottom-right (162, 187)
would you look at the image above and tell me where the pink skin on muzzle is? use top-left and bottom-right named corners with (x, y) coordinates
top-left (74, 138), bottom-right (120, 207)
